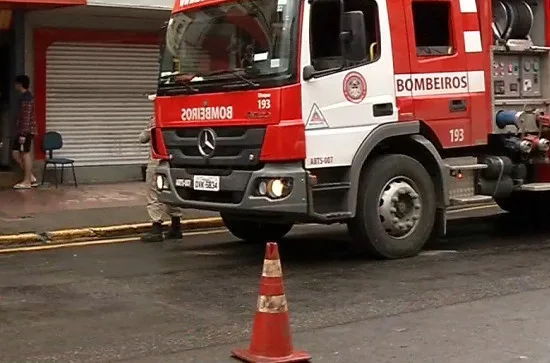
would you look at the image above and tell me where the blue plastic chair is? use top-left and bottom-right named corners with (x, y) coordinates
top-left (41, 131), bottom-right (77, 188)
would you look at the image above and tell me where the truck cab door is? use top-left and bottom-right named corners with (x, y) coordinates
top-left (403, 0), bottom-right (474, 148)
top-left (300, 0), bottom-right (398, 169)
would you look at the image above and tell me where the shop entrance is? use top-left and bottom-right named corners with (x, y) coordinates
top-left (0, 30), bottom-right (13, 169)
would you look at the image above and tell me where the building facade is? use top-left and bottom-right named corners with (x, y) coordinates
top-left (0, 0), bottom-right (172, 183)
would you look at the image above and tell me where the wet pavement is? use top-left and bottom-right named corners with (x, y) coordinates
top-left (2, 207), bottom-right (550, 362)
top-left (0, 182), bottom-right (218, 235)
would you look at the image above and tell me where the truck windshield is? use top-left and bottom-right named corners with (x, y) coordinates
top-left (158, 0), bottom-right (300, 94)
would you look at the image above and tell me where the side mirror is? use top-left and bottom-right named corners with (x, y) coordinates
top-left (341, 11), bottom-right (368, 63)
top-left (303, 65), bottom-right (316, 81)
top-left (302, 64), bottom-right (343, 81)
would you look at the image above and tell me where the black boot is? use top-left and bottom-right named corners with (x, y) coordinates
top-left (140, 221), bottom-right (164, 243)
top-left (165, 217), bottom-right (183, 240)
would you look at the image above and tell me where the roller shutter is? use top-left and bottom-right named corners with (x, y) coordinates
top-left (45, 42), bottom-right (159, 166)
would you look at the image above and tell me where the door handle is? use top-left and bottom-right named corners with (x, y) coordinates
top-left (449, 99), bottom-right (467, 112)
top-left (373, 103), bottom-right (394, 117)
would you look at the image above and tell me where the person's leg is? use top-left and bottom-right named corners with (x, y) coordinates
top-left (21, 152), bottom-right (37, 185)
top-left (12, 136), bottom-right (37, 187)
top-left (165, 215), bottom-right (182, 239)
top-left (21, 152), bottom-right (33, 184)
top-left (11, 140), bottom-right (30, 188)
top-left (140, 165), bottom-right (165, 243)
top-left (11, 150), bottom-right (23, 169)
top-left (165, 208), bottom-right (183, 240)
top-left (141, 220), bottom-right (163, 243)
top-left (24, 136), bottom-right (37, 184)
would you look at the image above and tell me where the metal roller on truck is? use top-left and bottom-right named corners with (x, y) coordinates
top-left (151, 0), bottom-right (550, 259)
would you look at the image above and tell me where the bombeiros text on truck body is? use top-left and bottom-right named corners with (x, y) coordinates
top-left (151, 0), bottom-right (550, 259)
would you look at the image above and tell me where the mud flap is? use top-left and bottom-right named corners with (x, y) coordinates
top-left (426, 207), bottom-right (446, 247)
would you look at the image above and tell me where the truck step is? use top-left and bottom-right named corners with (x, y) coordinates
top-left (445, 163), bottom-right (488, 171)
top-left (320, 212), bottom-right (353, 220)
top-left (519, 183), bottom-right (550, 191)
top-left (449, 195), bottom-right (493, 206)
top-left (312, 182), bottom-right (351, 191)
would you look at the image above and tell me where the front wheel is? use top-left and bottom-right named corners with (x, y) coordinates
top-left (348, 154), bottom-right (437, 259)
top-left (221, 214), bottom-right (294, 243)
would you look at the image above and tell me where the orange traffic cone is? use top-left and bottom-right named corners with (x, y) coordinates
top-left (232, 242), bottom-right (311, 363)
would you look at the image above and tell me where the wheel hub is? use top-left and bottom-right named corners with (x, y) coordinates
top-left (378, 179), bottom-right (422, 238)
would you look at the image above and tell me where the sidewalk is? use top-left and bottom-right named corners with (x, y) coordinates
top-left (0, 182), bottom-right (219, 236)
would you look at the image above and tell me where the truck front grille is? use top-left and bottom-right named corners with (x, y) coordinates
top-left (163, 126), bottom-right (266, 169)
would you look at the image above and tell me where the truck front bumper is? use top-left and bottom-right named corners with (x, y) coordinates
top-left (154, 161), bottom-right (310, 219)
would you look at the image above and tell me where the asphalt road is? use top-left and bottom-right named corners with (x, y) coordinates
top-left (3, 206), bottom-right (550, 362)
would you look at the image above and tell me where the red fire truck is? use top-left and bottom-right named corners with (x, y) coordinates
top-left (151, 0), bottom-right (550, 258)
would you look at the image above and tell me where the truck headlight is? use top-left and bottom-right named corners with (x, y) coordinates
top-left (156, 174), bottom-right (167, 190)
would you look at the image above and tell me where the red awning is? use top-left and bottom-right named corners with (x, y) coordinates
top-left (0, 0), bottom-right (86, 8)
top-left (0, 1), bottom-right (86, 28)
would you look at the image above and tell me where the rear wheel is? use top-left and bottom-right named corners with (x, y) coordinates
top-left (348, 154), bottom-right (437, 259)
top-left (221, 214), bottom-right (294, 243)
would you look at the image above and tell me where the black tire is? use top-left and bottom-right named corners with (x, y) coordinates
top-left (347, 154), bottom-right (437, 259)
top-left (221, 214), bottom-right (294, 243)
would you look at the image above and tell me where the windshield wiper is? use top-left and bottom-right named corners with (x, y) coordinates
top-left (159, 72), bottom-right (199, 92)
top-left (160, 68), bottom-right (260, 90)
top-left (205, 68), bottom-right (260, 87)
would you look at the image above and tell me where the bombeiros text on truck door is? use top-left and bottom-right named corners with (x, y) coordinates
top-left (150, 0), bottom-right (550, 259)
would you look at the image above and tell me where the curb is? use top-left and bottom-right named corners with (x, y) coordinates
top-left (0, 217), bottom-right (225, 246)
top-left (0, 202), bottom-right (501, 248)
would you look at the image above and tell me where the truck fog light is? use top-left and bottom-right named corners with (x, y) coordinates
top-left (258, 181), bottom-right (267, 195)
top-left (266, 178), bottom-right (292, 199)
top-left (156, 174), bottom-right (166, 190)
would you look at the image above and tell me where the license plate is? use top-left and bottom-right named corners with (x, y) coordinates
top-left (193, 175), bottom-right (220, 191)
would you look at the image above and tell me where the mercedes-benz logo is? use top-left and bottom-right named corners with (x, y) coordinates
top-left (197, 128), bottom-right (216, 158)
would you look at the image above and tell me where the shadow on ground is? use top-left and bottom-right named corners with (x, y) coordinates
top-left (162, 212), bottom-right (550, 268)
